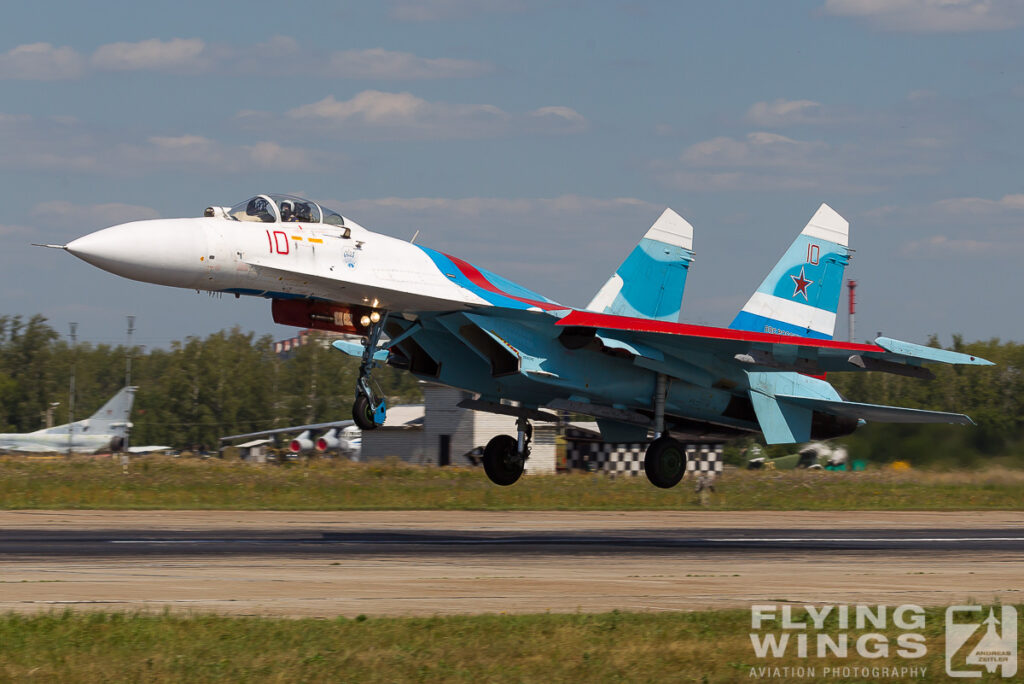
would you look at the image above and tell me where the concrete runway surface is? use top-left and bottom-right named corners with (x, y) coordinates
top-left (1, 511), bottom-right (1022, 617)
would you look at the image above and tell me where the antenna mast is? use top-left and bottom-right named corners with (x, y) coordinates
top-left (847, 280), bottom-right (857, 343)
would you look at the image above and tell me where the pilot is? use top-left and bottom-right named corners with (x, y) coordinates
top-left (293, 202), bottom-right (312, 223)
top-left (279, 200), bottom-right (294, 222)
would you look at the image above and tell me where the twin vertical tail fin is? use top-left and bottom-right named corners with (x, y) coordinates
top-left (586, 208), bottom-right (695, 322)
top-left (730, 204), bottom-right (850, 340)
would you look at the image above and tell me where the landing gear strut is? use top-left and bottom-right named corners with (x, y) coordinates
top-left (643, 372), bottom-right (687, 488)
top-left (483, 416), bottom-right (531, 486)
top-left (352, 313), bottom-right (388, 431)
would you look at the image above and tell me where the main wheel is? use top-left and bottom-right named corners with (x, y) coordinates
top-left (643, 437), bottom-right (687, 489)
top-left (352, 395), bottom-right (379, 430)
top-left (483, 434), bottom-right (524, 486)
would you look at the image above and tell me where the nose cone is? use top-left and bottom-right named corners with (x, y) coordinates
top-left (67, 219), bottom-right (210, 289)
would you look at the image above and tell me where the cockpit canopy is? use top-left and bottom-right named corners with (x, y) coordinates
top-left (227, 194), bottom-right (346, 226)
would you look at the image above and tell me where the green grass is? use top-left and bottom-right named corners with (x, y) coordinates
top-left (0, 607), bottom-right (1013, 683)
top-left (2, 455), bottom-right (1024, 510)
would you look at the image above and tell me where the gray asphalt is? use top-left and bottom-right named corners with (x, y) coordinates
top-left (3, 526), bottom-right (1023, 557)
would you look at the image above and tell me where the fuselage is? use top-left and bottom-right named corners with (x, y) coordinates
top-left (0, 425), bottom-right (122, 453)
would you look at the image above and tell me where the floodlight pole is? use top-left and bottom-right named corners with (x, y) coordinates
top-left (125, 315), bottom-right (135, 387)
top-left (124, 315), bottom-right (135, 453)
top-left (68, 322), bottom-right (77, 455)
top-left (847, 280), bottom-right (857, 343)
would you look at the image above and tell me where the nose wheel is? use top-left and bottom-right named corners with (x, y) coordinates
top-left (352, 313), bottom-right (388, 431)
top-left (483, 416), bottom-right (532, 486)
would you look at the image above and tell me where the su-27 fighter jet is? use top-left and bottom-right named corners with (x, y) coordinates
top-left (49, 193), bottom-right (992, 488)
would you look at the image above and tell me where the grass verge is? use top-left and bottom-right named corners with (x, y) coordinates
top-left (2, 456), bottom-right (1024, 510)
top-left (0, 607), bottom-right (1013, 683)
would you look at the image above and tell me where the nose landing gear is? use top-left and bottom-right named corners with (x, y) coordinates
top-left (483, 416), bottom-right (532, 486)
top-left (352, 313), bottom-right (388, 431)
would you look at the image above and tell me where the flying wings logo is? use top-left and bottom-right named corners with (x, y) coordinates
top-left (748, 603), bottom-right (1019, 680)
top-left (946, 606), bottom-right (1018, 678)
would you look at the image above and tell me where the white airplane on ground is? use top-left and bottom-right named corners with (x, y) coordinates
top-left (0, 387), bottom-right (135, 454)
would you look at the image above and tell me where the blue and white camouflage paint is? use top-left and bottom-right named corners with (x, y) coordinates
top-left (586, 208), bottom-right (695, 322)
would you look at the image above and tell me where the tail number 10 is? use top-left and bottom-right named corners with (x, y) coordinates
top-left (266, 230), bottom-right (290, 255)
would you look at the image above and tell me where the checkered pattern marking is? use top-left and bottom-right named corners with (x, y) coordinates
top-left (567, 442), bottom-right (723, 477)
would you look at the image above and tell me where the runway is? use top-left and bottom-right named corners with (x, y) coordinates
top-left (2, 511), bottom-right (1022, 617)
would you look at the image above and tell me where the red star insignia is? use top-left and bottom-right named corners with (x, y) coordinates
top-left (791, 266), bottom-right (813, 300)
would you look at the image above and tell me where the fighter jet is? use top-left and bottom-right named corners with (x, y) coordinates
top-left (220, 420), bottom-right (359, 458)
top-left (0, 387), bottom-right (135, 454)
top-left (52, 194), bottom-right (992, 487)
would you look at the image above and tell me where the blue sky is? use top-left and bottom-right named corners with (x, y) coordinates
top-left (2, 0), bottom-right (1022, 348)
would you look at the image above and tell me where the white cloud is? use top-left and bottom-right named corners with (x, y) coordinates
top-left (326, 49), bottom-right (491, 79)
top-left (0, 223), bottom-right (34, 236)
top-left (271, 90), bottom-right (586, 140)
top-left (0, 113), bottom-right (327, 175)
top-left (746, 99), bottom-right (825, 126)
top-left (934, 193), bottom-right (1024, 214)
top-left (529, 106), bottom-right (588, 126)
top-left (90, 38), bottom-right (207, 71)
top-left (341, 194), bottom-right (655, 218)
top-left (659, 130), bottom-right (837, 192)
top-left (823, 0), bottom-right (1024, 32)
top-left (869, 195), bottom-right (1024, 258)
top-left (121, 135), bottom-right (320, 173)
top-left (681, 132), bottom-right (828, 169)
top-left (0, 38), bottom-right (489, 81)
top-left (388, 0), bottom-right (527, 22)
top-left (31, 201), bottom-right (161, 232)
top-left (902, 234), bottom-right (998, 255)
top-left (0, 43), bottom-right (85, 80)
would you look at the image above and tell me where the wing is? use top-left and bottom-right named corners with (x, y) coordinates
top-left (220, 420), bottom-right (354, 442)
top-left (556, 310), bottom-right (992, 377)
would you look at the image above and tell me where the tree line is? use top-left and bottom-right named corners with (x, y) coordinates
top-left (0, 315), bottom-right (421, 450)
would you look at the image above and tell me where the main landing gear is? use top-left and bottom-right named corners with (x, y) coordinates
top-left (644, 436), bottom-right (687, 489)
top-left (643, 373), bottom-right (688, 489)
top-left (352, 313), bottom-right (388, 431)
top-left (483, 416), bottom-right (532, 486)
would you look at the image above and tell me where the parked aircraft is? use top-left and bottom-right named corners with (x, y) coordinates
top-left (0, 387), bottom-right (135, 454)
top-left (53, 194), bottom-right (992, 487)
top-left (220, 420), bottom-right (359, 457)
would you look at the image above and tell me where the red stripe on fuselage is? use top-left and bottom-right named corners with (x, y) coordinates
top-left (442, 252), bottom-right (564, 311)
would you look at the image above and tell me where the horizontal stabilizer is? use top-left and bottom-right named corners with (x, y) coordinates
top-left (749, 391), bottom-right (812, 444)
top-left (776, 394), bottom-right (975, 426)
top-left (874, 337), bottom-right (994, 366)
